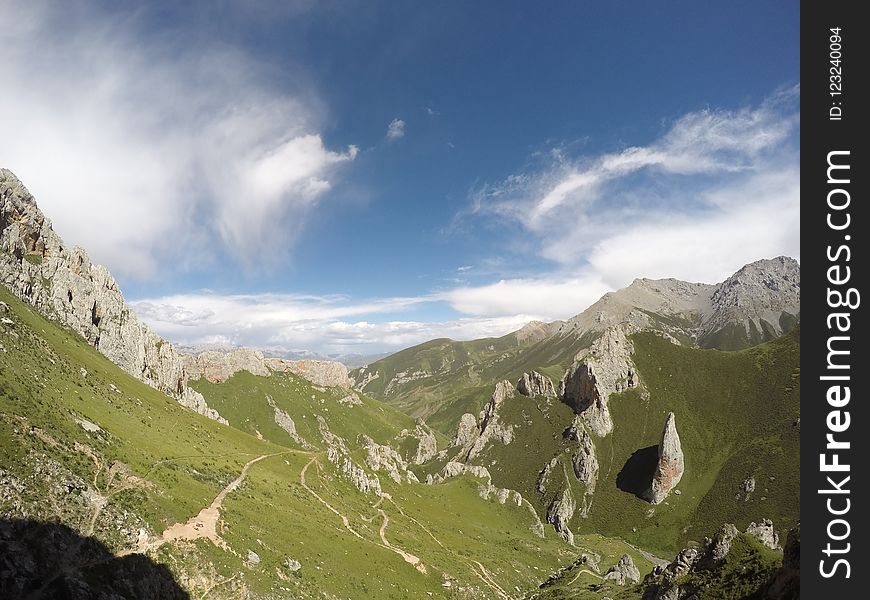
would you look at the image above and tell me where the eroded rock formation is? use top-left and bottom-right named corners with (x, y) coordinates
top-left (646, 412), bottom-right (684, 504)
top-left (516, 370), bottom-right (556, 399)
top-left (560, 324), bottom-right (639, 436)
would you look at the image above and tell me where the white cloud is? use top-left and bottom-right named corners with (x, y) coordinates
top-left (131, 291), bottom-right (539, 354)
top-left (458, 88), bottom-right (800, 290)
top-left (386, 118), bottom-right (406, 141)
top-left (468, 87), bottom-right (799, 232)
top-left (441, 276), bottom-right (609, 318)
top-left (0, 1), bottom-right (356, 278)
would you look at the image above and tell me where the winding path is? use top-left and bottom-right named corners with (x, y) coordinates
top-left (142, 452), bottom-right (285, 552)
top-left (299, 458), bottom-right (427, 573)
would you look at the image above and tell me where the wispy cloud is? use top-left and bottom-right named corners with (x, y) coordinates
top-left (386, 118), bottom-right (406, 141)
top-left (0, 1), bottom-right (356, 279)
top-left (136, 89), bottom-right (800, 354)
top-left (457, 87), bottom-right (800, 289)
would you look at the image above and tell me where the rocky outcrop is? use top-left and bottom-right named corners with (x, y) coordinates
top-left (317, 415), bottom-right (349, 455)
top-left (545, 488), bottom-right (576, 545)
top-left (700, 523), bottom-right (740, 568)
top-left (183, 349), bottom-right (270, 382)
top-left (465, 381), bottom-right (515, 460)
top-left (184, 349), bottom-right (351, 389)
top-left (338, 393), bottom-right (362, 406)
top-left (700, 256), bottom-right (801, 346)
top-left (399, 421), bottom-right (438, 464)
top-left (565, 418), bottom-right (599, 493)
top-left (452, 413), bottom-right (479, 447)
top-left (0, 169), bottom-right (226, 424)
top-left (361, 435), bottom-right (408, 484)
top-left (642, 521), bottom-right (788, 600)
top-left (266, 395), bottom-right (312, 448)
top-left (560, 324), bottom-right (639, 437)
top-left (478, 483), bottom-right (522, 506)
top-left (746, 519), bottom-right (780, 550)
top-left (339, 457), bottom-right (382, 496)
top-left (428, 461), bottom-right (491, 484)
top-left (516, 371), bottom-right (556, 399)
top-left (265, 358), bottom-right (352, 388)
top-left (603, 554), bottom-right (641, 585)
top-left (645, 412), bottom-right (684, 504)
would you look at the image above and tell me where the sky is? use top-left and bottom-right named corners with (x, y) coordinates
top-left (0, 0), bottom-right (800, 356)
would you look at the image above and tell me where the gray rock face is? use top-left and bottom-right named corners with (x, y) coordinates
top-left (452, 413), bottom-right (479, 448)
top-left (545, 488), bottom-right (576, 545)
top-left (566, 418), bottom-right (599, 493)
top-left (283, 557), bottom-right (302, 572)
top-left (516, 371), bottom-right (556, 399)
top-left (184, 349), bottom-right (351, 389)
top-left (646, 412), bottom-right (685, 504)
top-left (429, 461), bottom-right (492, 484)
top-left (265, 358), bottom-right (352, 388)
top-left (184, 349), bottom-right (271, 382)
top-left (361, 435), bottom-right (408, 484)
top-left (701, 256), bottom-right (801, 344)
top-left (603, 554), bottom-right (641, 585)
top-left (465, 381), bottom-right (515, 459)
top-left (560, 324), bottom-right (639, 436)
top-left (340, 457), bottom-right (382, 496)
top-left (643, 521), bottom-right (781, 600)
top-left (266, 395), bottom-right (312, 448)
top-left (400, 421), bottom-right (438, 464)
top-left (701, 524), bottom-right (739, 567)
top-left (0, 169), bottom-right (226, 424)
top-left (745, 519), bottom-right (780, 550)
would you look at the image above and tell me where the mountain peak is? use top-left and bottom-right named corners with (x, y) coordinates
top-left (701, 256), bottom-right (800, 347)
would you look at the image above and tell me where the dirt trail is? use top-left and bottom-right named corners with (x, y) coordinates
top-left (376, 509), bottom-right (426, 572)
top-left (566, 568), bottom-right (602, 586)
top-left (141, 452), bottom-right (283, 552)
top-left (299, 458), bottom-right (426, 573)
top-left (383, 493), bottom-right (512, 598)
top-left (470, 559), bottom-right (512, 600)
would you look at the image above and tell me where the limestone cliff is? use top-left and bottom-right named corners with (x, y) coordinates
top-left (0, 169), bottom-right (225, 423)
top-left (184, 348), bottom-right (351, 388)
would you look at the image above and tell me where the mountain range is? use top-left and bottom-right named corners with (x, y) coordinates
top-left (1, 169), bottom-right (799, 599)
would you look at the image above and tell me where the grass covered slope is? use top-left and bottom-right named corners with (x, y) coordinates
top-left (352, 329), bottom-right (597, 435)
top-left (2, 286), bottom-right (656, 598)
top-left (577, 329), bottom-right (800, 555)
top-left (189, 368), bottom-right (433, 452)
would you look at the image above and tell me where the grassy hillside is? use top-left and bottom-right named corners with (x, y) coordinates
top-left (2, 286), bottom-right (656, 598)
top-left (527, 532), bottom-right (783, 600)
top-left (189, 369), bottom-right (437, 452)
top-left (577, 329), bottom-right (800, 555)
top-left (452, 329), bottom-right (799, 561)
top-left (352, 330), bottom-right (597, 435)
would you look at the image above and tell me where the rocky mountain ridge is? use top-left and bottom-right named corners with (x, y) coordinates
top-left (0, 169), bottom-right (350, 423)
top-left (532, 257), bottom-right (800, 349)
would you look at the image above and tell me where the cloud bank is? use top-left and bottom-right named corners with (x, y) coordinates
top-left (0, 1), bottom-right (356, 278)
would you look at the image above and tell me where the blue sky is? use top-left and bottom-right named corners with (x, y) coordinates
top-left (0, 1), bottom-right (800, 355)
